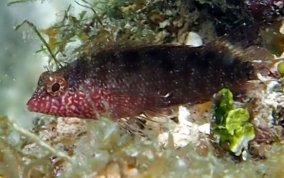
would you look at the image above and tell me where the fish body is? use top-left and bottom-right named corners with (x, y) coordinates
top-left (27, 44), bottom-right (259, 119)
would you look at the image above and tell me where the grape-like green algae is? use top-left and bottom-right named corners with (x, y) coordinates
top-left (213, 88), bottom-right (255, 156)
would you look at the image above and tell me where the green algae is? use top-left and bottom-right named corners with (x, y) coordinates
top-left (213, 89), bottom-right (255, 156)
top-left (277, 61), bottom-right (284, 77)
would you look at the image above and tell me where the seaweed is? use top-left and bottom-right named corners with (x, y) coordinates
top-left (2, 115), bottom-right (284, 177)
top-left (0, 116), bottom-right (65, 177)
top-left (213, 88), bottom-right (255, 157)
top-left (8, 0), bottom-right (39, 6)
top-left (15, 20), bottom-right (62, 69)
top-left (10, 0), bottom-right (214, 70)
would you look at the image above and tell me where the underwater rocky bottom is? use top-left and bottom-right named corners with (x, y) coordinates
top-left (1, 81), bottom-right (284, 178)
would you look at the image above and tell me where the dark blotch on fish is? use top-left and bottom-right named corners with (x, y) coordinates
top-left (27, 42), bottom-right (271, 119)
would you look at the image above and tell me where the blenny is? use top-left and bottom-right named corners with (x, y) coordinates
top-left (27, 43), bottom-right (271, 119)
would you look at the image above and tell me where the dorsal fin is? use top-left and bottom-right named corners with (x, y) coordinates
top-left (205, 37), bottom-right (274, 79)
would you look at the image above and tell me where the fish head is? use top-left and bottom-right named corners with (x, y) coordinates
top-left (27, 71), bottom-right (95, 118)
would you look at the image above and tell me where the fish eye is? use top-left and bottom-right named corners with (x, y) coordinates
top-left (45, 74), bottom-right (68, 96)
top-left (51, 83), bottom-right (60, 92)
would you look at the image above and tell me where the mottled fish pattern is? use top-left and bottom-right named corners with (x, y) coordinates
top-left (27, 43), bottom-right (265, 119)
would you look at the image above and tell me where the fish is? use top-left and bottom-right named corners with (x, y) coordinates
top-left (27, 42), bottom-right (272, 119)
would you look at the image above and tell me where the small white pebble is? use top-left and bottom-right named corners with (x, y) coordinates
top-left (266, 81), bottom-right (282, 93)
top-left (242, 150), bottom-right (248, 161)
top-left (126, 168), bottom-right (139, 177)
top-left (159, 20), bottom-right (170, 28)
top-left (280, 20), bottom-right (284, 35)
top-left (185, 32), bottom-right (203, 47)
top-left (198, 123), bottom-right (210, 134)
top-left (178, 106), bottom-right (191, 125)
